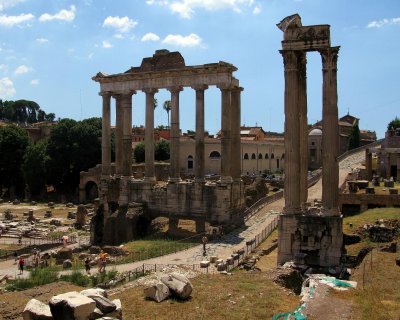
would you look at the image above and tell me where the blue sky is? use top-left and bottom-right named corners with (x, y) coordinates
top-left (0, 0), bottom-right (399, 138)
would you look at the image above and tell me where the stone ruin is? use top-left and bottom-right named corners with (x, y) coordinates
top-left (277, 14), bottom-right (343, 267)
top-left (91, 49), bottom-right (245, 245)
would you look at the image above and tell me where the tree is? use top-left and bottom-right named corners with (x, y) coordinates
top-left (133, 142), bottom-right (145, 163)
top-left (387, 117), bottom-right (400, 131)
top-left (348, 123), bottom-right (360, 150)
top-left (0, 124), bottom-right (30, 197)
top-left (22, 140), bottom-right (49, 196)
top-left (163, 100), bottom-right (171, 127)
top-left (155, 139), bottom-right (170, 161)
top-left (153, 98), bottom-right (158, 110)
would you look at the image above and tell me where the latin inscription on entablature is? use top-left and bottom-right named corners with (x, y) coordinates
top-left (282, 25), bottom-right (330, 51)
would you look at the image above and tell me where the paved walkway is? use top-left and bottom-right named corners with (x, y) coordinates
top-left (0, 150), bottom-right (366, 279)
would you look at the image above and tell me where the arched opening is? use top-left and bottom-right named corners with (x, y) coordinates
top-left (244, 153), bottom-right (249, 160)
top-left (85, 181), bottom-right (98, 202)
top-left (251, 153), bottom-right (256, 160)
top-left (209, 151), bottom-right (221, 159)
top-left (258, 153), bottom-right (263, 159)
top-left (187, 155), bottom-right (193, 169)
top-left (271, 153), bottom-right (275, 159)
top-left (265, 153), bottom-right (269, 159)
top-left (277, 159), bottom-right (280, 169)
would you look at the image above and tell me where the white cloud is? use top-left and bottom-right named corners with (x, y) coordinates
top-left (102, 40), bottom-right (112, 48)
top-left (0, 0), bottom-right (26, 11)
top-left (36, 37), bottom-right (48, 43)
top-left (166, 0), bottom-right (256, 19)
top-left (30, 79), bottom-right (39, 85)
top-left (141, 32), bottom-right (160, 42)
top-left (0, 13), bottom-right (34, 27)
top-left (367, 17), bottom-right (400, 28)
top-left (114, 33), bottom-right (124, 39)
top-left (39, 5), bottom-right (76, 22)
top-left (103, 16), bottom-right (137, 33)
top-left (14, 64), bottom-right (31, 75)
top-left (253, 5), bottom-right (261, 15)
top-left (0, 64), bottom-right (7, 72)
top-left (162, 33), bottom-right (202, 47)
top-left (0, 77), bottom-right (15, 97)
top-left (146, 0), bottom-right (169, 5)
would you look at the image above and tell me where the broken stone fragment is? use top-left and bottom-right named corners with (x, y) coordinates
top-left (49, 291), bottom-right (96, 320)
top-left (144, 282), bottom-right (171, 302)
top-left (23, 298), bottom-right (53, 320)
top-left (160, 273), bottom-right (193, 299)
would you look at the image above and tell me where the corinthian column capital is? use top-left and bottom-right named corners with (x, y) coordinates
top-left (167, 86), bottom-right (183, 93)
top-left (280, 50), bottom-right (299, 71)
top-left (320, 46), bottom-right (340, 71)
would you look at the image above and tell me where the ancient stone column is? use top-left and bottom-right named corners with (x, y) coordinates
top-left (365, 148), bottom-right (372, 181)
top-left (113, 94), bottom-right (124, 176)
top-left (121, 91), bottom-right (135, 177)
top-left (320, 47), bottom-right (340, 216)
top-left (168, 86), bottom-right (183, 182)
top-left (144, 88), bottom-right (158, 182)
top-left (218, 85), bottom-right (232, 183)
top-left (298, 52), bottom-right (308, 210)
top-left (280, 50), bottom-right (301, 214)
top-left (231, 86), bottom-right (243, 181)
top-left (100, 91), bottom-right (111, 177)
top-left (192, 85), bottom-right (208, 183)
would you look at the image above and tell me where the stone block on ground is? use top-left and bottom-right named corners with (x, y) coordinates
top-left (23, 298), bottom-right (53, 320)
top-left (80, 288), bottom-right (108, 298)
top-left (63, 259), bottom-right (73, 269)
top-left (160, 273), bottom-right (193, 299)
top-left (209, 256), bottom-right (218, 263)
top-left (49, 291), bottom-right (96, 320)
top-left (90, 296), bottom-right (116, 314)
top-left (200, 260), bottom-right (210, 268)
top-left (56, 247), bottom-right (73, 264)
top-left (144, 282), bottom-right (171, 302)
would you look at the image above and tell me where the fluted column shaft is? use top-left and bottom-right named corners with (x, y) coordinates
top-left (321, 47), bottom-right (340, 216)
top-left (281, 50), bottom-right (301, 214)
top-left (100, 92), bottom-right (111, 177)
top-left (114, 94), bottom-right (124, 176)
top-left (231, 87), bottom-right (243, 181)
top-left (219, 86), bottom-right (232, 183)
top-left (121, 91), bottom-right (135, 177)
top-left (193, 85), bottom-right (208, 182)
top-left (169, 86), bottom-right (183, 182)
top-left (298, 52), bottom-right (308, 210)
top-left (144, 89), bottom-right (158, 182)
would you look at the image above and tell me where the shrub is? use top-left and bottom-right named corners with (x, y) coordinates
top-left (59, 270), bottom-right (90, 287)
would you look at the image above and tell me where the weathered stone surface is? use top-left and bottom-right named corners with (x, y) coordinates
top-left (80, 288), bottom-right (107, 298)
top-left (56, 247), bottom-right (72, 264)
top-left (160, 273), bottom-right (193, 299)
top-left (102, 246), bottom-right (127, 256)
top-left (144, 282), bottom-right (171, 302)
top-left (63, 259), bottom-right (73, 269)
top-left (217, 262), bottom-right (226, 271)
top-left (76, 204), bottom-right (87, 227)
top-left (89, 246), bottom-right (102, 254)
top-left (90, 295), bottom-right (116, 314)
top-left (396, 257), bottom-right (400, 267)
top-left (49, 291), bottom-right (96, 320)
top-left (380, 242), bottom-right (397, 253)
top-left (200, 260), bottom-right (210, 268)
top-left (23, 298), bottom-right (53, 320)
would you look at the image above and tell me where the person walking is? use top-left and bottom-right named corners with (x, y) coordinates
top-left (202, 236), bottom-right (208, 256)
top-left (18, 256), bottom-right (25, 275)
top-left (84, 257), bottom-right (91, 274)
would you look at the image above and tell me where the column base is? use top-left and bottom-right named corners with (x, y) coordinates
top-left (282, 205), bottom-right (302, 215)
top-left (194, 178), bottom-right (205, 184)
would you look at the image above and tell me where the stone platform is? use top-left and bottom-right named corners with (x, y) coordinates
top-left (277, 214), bottom-right (343, 267)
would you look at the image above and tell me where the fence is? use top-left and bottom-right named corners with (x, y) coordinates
top-left (243, 169), bottom-right (322, 221)
top-left (337, 139), bottom-right (383, 162)
top-left (0, 234), bottom-right (77, 260)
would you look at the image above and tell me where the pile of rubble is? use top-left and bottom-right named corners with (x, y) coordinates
top-left (357, 219), bottom-right (400, 242)
top-left (23, 288), bottom-right (122, 320)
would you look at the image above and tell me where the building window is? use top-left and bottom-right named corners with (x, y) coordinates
top-left (209, 151), bottom-right (221, 159)
top-left (244, 153), bottom-right (249, 160)
top-left (271, 153), bottom-right (275, 159)
top-left (187, 155), bottom-right (193, 169)
top-left (265, 153), bottom-right (269, 159)
top-left (311, 142), bottom-right (315, 146)
top-left (277, 159), bottom-right (280, 168)
top-left (258, 153), bottom-right (263, 159)
top-left (251, 153), bottom-right (256, 160)
top-left (281, 153), bottom-right (285, 159)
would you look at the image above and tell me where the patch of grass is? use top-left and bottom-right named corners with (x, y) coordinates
top-left (116, 273), bottom-right (299, 319)
top-left (6, 268), bottom-right (58, 291)
top-left (343, 207), bottom-right (400, 234)
top-left (331, 250), bottom-right (400, 320)
top-left (59, 270), bottom-right (90, 287)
